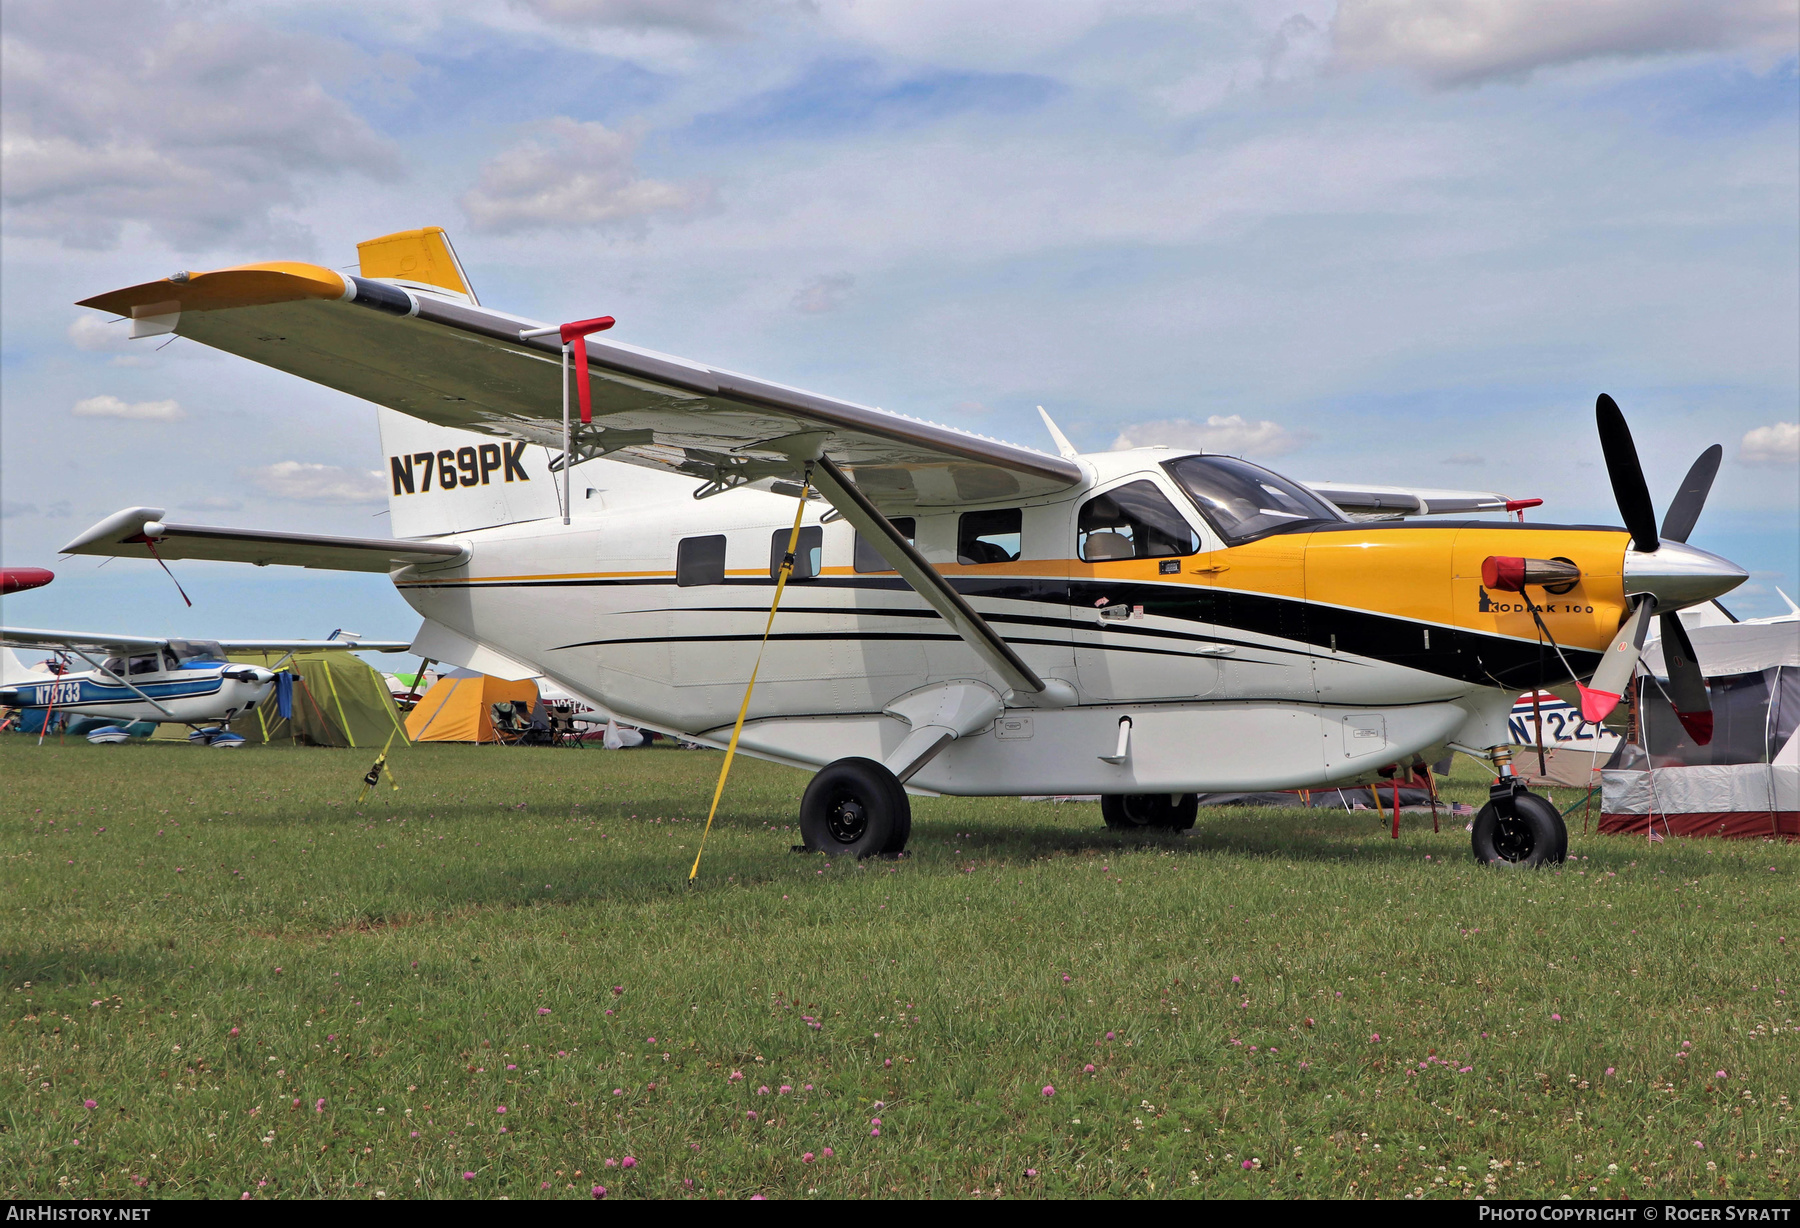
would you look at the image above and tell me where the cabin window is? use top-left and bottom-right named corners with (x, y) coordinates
top-left (853, 518), bottom-right (916, 573)
top-left (101, 656), bottom-right (125, 677)
top-left (676, 535), bottom-right (727, 587)
top-left (162, 649), bottom-right (181, 671)
top-left (769, 526), bottom-right (823, 580)
top-left (1162, 454), bottom-right (1344, 546)
top-left (1078, 480), bottom-right (1200, 562)
top-left (127, 654), bottom-right (160, 676)
top-left (957, 508), bottom-right (1022, 565)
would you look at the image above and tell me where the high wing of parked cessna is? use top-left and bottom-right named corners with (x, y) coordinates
top-left (0, 629), bottom-right (409, 743)
top-left (64, 227), bottom-right (1746, 859)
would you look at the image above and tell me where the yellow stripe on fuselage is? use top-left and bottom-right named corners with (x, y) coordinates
top-left (402, 523), bottom-right (1631, 654)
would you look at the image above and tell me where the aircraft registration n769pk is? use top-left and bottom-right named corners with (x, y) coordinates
top-left (63, 227), bottom-right (1746, 862)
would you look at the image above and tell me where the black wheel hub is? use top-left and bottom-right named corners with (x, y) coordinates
top-left (1492, 815), bottom-right (1536, 862)
top-left (1119, 796), bottom-right (1157, 826)
top-left (825, 794), bottom-right (868, 843)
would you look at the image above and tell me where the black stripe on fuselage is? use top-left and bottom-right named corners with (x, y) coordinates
top-left (413, 572), bottom-right (1597, 690)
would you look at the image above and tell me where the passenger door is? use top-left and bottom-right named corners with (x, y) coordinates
top-left (1070, 477), bottom-right (1221, 702)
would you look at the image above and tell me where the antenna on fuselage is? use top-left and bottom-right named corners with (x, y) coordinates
top-left (1037, 406), bottom-right (1078, 460)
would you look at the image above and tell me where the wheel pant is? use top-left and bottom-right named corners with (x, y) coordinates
top-left (688, 468), bottom-right (813, 883)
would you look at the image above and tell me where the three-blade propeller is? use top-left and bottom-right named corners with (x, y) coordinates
top-left (1576, 395), bottom-right (1720, 743)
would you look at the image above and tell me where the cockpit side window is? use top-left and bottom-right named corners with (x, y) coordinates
top-left (1162, 455), bottom-right (1344, 546)
top-left (1078, 480), bottom-right (1200, 562)
top-left (101, 656), bottom-right (126, 677)
top-left (127, 654), bottom-right (159, 676)
top-left (957, 509), bottom-right (1022, 565)
top-left (163, 649), bottom-right (181, 671)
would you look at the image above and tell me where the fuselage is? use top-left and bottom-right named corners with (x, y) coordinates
top-left (387, 449), bottom-right (1633, 794)
top-left (0, 656), bottom-right (272, 726)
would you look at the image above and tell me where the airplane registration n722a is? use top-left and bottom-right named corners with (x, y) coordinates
top-left (65, 227), bottom-right (1746, 866)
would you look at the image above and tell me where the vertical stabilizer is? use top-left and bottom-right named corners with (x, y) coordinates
top-left (377, 409), bottom-right (561, 538)
top-left (356, 227), bottom-right (479, 305)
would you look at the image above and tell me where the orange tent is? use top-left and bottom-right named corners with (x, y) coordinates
top-left (403, 674), bottom-right (540, 743)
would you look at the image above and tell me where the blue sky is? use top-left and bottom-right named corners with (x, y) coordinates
top-left (2, 0), bottom-right (1796, 650)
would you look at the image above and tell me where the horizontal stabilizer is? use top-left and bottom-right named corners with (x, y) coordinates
top-left (61, 507), bottom-right (467, 573)
top-left (2, 627), bottom-right (412, 655)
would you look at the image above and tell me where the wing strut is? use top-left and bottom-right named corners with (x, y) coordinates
top-left (58, 643), bottom-right (180, 721)
top-left (811, 458), bottom-right (1068, 704)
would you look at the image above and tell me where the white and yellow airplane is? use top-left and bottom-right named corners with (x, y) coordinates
top-left (63, 228), bottom-right (1746, 862)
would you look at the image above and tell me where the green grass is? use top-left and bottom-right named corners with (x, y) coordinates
top-left (2, 736), bottom-right (1794, 1201)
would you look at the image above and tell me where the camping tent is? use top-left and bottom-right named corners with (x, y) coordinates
top-left (224, 650), bottom-right (410, 748)
top-left (1600, 621), bottom-right (1799, 839)
top-left (404, 674), bottom-right (540, 743)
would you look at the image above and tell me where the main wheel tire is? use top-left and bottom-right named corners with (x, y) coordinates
top-left (1101, 792), bottom-right (1199, 832)
top-left (800, 757), bottom-right (909, 859)
top-left (1470, 790), bottom-right (1567, 867)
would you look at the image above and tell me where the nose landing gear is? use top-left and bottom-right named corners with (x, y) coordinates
top-left (1469, 748), bottom-right (1567, 867)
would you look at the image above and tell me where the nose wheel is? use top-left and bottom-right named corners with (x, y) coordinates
top-left (1470, 779), bottom-right (1567, 867)
top-left (799, 757), bottom-right (912, 858)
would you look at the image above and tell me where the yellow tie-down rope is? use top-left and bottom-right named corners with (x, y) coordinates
top-left (689, 466), bottom-right (813, 883)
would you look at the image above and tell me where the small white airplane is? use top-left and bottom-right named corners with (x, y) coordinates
top-left (0, 630), bottom-right (409, 745)
top-left (59, 227), bottom-right (1748, 859)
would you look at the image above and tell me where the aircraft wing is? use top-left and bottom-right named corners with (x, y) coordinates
top-left (2, 627), bottom-right (412, 655)
top-left (1301, 480), bottom-right (1532, 520)
top-left (78, 265), bottom-right (1083, 509)
top-left (60, 507), bottom-right (469, 573)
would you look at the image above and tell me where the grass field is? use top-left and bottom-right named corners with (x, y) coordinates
top-left (3, 735), bottom-right (1795, 1200)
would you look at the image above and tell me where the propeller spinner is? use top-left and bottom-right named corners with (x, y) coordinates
top-left (1576, 398), bottom-right (1743, 742)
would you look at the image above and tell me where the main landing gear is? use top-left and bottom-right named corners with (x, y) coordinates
top-left (1469, 747), bottom-right (1567, 867)
top-left (799, 757), bottom-right (912, 859)
top-left (1100, 793), bottom-right (1198, 832)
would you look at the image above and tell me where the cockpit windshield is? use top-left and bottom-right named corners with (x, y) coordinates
top-left (168, 639), bottom-right (228, 665)
top-left (1162, 454), bottom-right (1344, 545)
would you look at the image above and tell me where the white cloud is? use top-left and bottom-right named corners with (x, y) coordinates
top-left (793, 273), bottom-right (855, 313)
top-left (1332, 0), bottom-right (1800, 87)
top-left (1, 500), bottom-right (39, 518)
top-left (1442, 452), bottom-right (1485, 465)
top-left (460, 118), bottom-right (707, 234)
top-left (515, 0), bottom-right (776, 35)
top-left (70, 394), bottom-right (183, 421)
top-left (1739, 421), bottom-right (1799, 465)
top-left (178, 496), bottom-right (244, 513)
top-left (0, 0), bottom-right (400, 250)
top-left (1110, 414), bottom-right (1311, 457)
top-left (244, 462), bottom-right (386, 505)
top-left (66, 315), bottom-right (129, 351)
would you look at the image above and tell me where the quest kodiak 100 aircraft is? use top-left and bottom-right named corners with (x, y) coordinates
top-left (63, 227), bottom-right (1746, 865)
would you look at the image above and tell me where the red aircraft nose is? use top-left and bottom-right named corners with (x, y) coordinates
top-left (1, 567), bottom-right (54, 595)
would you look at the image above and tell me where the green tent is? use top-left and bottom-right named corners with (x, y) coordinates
top-left (231, 651), bottom-right (411, 748)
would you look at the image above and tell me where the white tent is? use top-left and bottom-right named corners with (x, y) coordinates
top-left (1601, 621), bottom-right (1799, 839)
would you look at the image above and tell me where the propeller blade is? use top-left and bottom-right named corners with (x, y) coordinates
top-left (1577, 596), bottom-right (1654, 723)
top-left (1658, 612), bottom-right (1713, 745)
top-left (1596, 394), bottom-right (1660, 554)
top-left (1660, 444), bottom-right (1722, 545)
